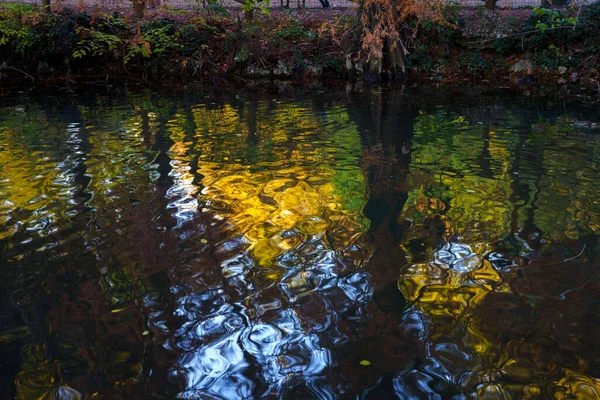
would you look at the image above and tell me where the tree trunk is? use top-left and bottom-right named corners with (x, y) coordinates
top-left (367, 56), bottom-right (382, 83)
top-left (42, 0), bottom-right (51, 13)
top-left (134, 1), bottom-right (145, 19)
top-left (233, 0), bottom-right (254, 21)
top-left (485, 0), bottom-right (496, 10)
top-left (388, 39), bottom-right (405, 78)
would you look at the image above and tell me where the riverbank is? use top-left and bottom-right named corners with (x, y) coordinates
top-left (0, 2), bottom-right (599, 88)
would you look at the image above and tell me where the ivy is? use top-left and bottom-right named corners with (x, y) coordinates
top-left (532, 7), bottom-right (576, 32)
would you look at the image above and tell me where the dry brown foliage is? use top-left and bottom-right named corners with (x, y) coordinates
top-left (359, 0), bottom-right (448, 60)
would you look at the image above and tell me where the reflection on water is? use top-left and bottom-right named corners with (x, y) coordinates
top-left (1, 87), bottom-right (600, 399)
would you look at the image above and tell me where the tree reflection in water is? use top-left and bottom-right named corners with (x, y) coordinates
top-left (160, 96), bottom-right (372, 398)
top-left (1, 87), bottom-right (600, 399)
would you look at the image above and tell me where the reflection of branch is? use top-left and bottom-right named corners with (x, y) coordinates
top-left (563, 243), bottom-right (586, 262)
top-left (555, 273), bottom-right (595, 300)
top-left (526, 243), bottom-right (587, 269)
top-left (0, 66), bottom-right (34, 82)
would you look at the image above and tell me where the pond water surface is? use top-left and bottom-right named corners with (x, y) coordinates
top-left (1, 86), bottom-right (600, 399)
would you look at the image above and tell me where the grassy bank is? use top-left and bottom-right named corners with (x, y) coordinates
top-left (0, 2), bottom-right (599, 87)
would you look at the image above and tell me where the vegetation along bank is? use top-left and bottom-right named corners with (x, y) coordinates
top-left (0, 1), bottom-right (599, 87)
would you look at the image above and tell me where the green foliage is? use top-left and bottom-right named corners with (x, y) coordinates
top-left (457, 51), bottom-right (489, 72)
top-left (72, 27), bottom-right (122, 59)
top-left (0, 3), bottom-right (44, 55)
top-left (145, 26), bottom-right (184, 56)
top-left (523, 7), bottom-right (578, 50)
top-left (272, 23), bottom-right (314, 47)
top-left (206, 0), bottom-right (229, 17)
top-left (313, 53), bottom-right (342, 70)
top-left (0, 23), bottom-right (39, 53)
top-left (532, 43), bottom-right (563, 69)
top-left (123, 22), bottom-right (187, 65)
top-left (407, 47), bottom-right (436, 71)
top-left (124, 35), bottom-right (151, 64)
top-left (234, 43), bottom-right (251, 62)
top-left (412, 1), bottom-right (461, 48)
top-left (494, 36), bottom-right (520, 56)
top-left (178, 24), bottom-right (209, 56)
top-left (241, 0), bottom-right (271, 18)
top-left (530, 7), bottom-right (576, 32)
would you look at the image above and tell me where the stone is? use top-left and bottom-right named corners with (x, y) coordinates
top-left (272, 60), bottom-right (292, 78)
top-left (510, 59), bottom-right (533, 74)
top-left (462, 10), bottom-right (515, 41)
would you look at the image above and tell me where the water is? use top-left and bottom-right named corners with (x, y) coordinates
top-left (1, 86), bottom-right (600, 399)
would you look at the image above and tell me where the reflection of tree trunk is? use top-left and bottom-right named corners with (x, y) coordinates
top-left (508, 127), bottom-right (544, 246)
top-left (183, 106), bottom-right (204, 188)
top-left (347, 87), bottom-right (418, 255)
top-left (338, 89), bottom-right (419, 381)
top-left (151, 111), bottom-right (175, 190)
top-left (478, 125), bottom-right (493, 179)
top-left (247, 96), bottom-right (259, 144)
top-left (371, 89), bottom-right (382, 137)
top-left (485, 0), bottom-right (496, 10)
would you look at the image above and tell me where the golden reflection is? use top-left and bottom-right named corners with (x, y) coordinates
top-left (399, 241), bottom-right (509, 356)
top-left (0, 121), bottom-right (69, 241)
top-left (555, 369), bottom-right (600, 399)
top-left (190, 102), bottom-right (369, 271)
top-left (14, 344), bottom-right (61, 400)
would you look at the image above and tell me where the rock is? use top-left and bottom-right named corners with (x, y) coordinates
top-left (572, 120), bottom-right (597, 128)
top-left (246, 64), bottom-right (270, 77)
top-left (246, 60), bottom-right (293, 78)
top-left (305, 64), bottom-right (322, 78)
top-left (272, 60), bottom-right (292, 78)
top-left (462, 10), bottom-right (515, 41)
top-left (510, 59), bottom-right (533, 74)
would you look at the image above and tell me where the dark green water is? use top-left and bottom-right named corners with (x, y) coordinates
top-left (1, 86), bottom-right (600, 399)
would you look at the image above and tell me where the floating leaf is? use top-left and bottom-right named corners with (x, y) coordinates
top-left (360, 360), bottom-right (371, 366)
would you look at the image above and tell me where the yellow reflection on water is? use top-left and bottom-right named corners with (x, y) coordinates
top-left (0, 120), bottom-right (68, 241)
top-left (399, 241), bottom-right (509, 354)
top-left (187, 102), bottom-right (369, 271)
